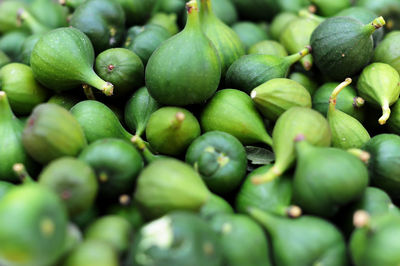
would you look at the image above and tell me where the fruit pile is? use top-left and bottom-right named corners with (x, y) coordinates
top-left (1, 0), bottom-right (400, 265)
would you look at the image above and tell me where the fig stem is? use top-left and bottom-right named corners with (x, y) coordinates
top-left (353, 210), bottom-right (370, 228)
top-left (328, 78), bottom-right (352, 112)
top-left (17, 8), bottom-right (48, 34)
top-left (364, 16), bottom-right (386, 35)
top-left (0, 91), bottom-right (15, 121)
top-left (131, 135), bottom-right (158, 163)
top-left (85, 72), bottom-right (114, 96)
top-left (171, 112), bottom-right (185, 129)
top-left (82, 84), bottom-right (96, 100)
top-left (119, 194), bottom-right (131, 206)
top-left (251, 165), bottom-right (282, 184)
top-left (287, 205), bottom-right (302, 218)
top-left (285, 46), bottom-right (312, 66)
top-left (347, 149), bottom-right (370, 164)
top-left (378, 101), bottom-right (391, 125)
top-left (186, 0), bottom-right (199, 15)
top-left (353, 97), bottom-right (365, 108)
top-left (13, 163), bottom-right (35, 184)
top-left (298, 9), bottom-right (324, 23)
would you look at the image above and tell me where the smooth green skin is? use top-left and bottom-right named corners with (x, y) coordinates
top-left (85, 215), bottom-right (132, 254)
top-left (146, 107), bottom-right (201, 156)
top-left (0, 50), bottom-right (10, 68)
top-left (249, 208), bottom-right (348, 266)
top-left (269, 12), bottom-right (297, 41)
top-left (38, 157), bottom-right (98, 216)
top-left (130, 211), bottom-right (222, 266)
top-left (0, 92), bottom-right (37, 181)
top-left (0, 184), bottom-right (68, 266)
top-left (350, 214), bottom-right (400, 266)
top-left (79, 138), bottom-right (143, 199)
top-left (311, 0), bottom-right (351, 16)
top-left (0, 31), bottom-right (29, 61)
top-left (29, 0), bottom-right (68, 29)
top-left (374, 31), bottom-right (400, 73)
top-left (235, 165), bottom-right (293, 215)
top-left (271, 107), bottom-right (331, 178)
top-left (362, 134), bottom-right (400, 199)
top-left (64, 240), bottom-right (119, 266)
top-left (126, 24), bottom-right (171, 65)
top-left (70, 100), bottom-right (132, 144)
top-left (149, 13), bottom-right (179, 35)
top-left (116, 0), bottom-right (157, 25)
top-left (200, 0), bottom-right (245, 77)
top-left (124, 87), bottom-right (160, 136)
top-left (358, 63), bottom-right (400, 111)
top-left (200, 89), bottom-right (272, 146)
top-left (134, 158), bottom-right (210, 219)
top-left (153, 0), bottom-right (185, 16)
top-left (355, 0), bottom-right (400, 18)
top-left (313, 82), bottom-right (365, 121)
top-left (252, 78), bottom-right (312, 121)
top-left (211, 0), bottom-right (238, 25)
top-left (209, 214), bottom-right (272, 266)
top-left (293, 141), bottom-right (369, 217)
top-left (62, 223), bottom-right (83, 259)
top-left (185, 131), bottom-right (247, 195)
top-left (278, 0), bottom-right (310, 12)
top-left (108, 204), bottom-right (144, 231)
top-left (248, 40), bottom-right (287, 57)
top-left (199, 193), bottom-right (233, 220)
top-left (95, 48), bottom-right (144, 98)
top-left (0, 63), bottom-right (48, 115)
top-left (30, 27), bottom-right (111, 93)
top-left (311, 17), bottom-right (375, 81)
top-left (20, 34), bottom-right (41, 65)
top-left (47, 92), bottom-right (81, 110)
top-left (0, 181), bottom-right (14, 200)
top-left (230, 0), bottom-right (279, 20)
top-left (145, 7), bottom-right (221, 106)
top-left (280, 18), bottom-right (318, 70)
top-left (70, 0), bottom-right (125, 54)
top-left (0, 1), bottom-right (28, 34)
top-left (328, 107), bottom-right (370, 149)
top-left (22, 103), bottom-right (87, 164)
top-left (231, 22), bottom-right (269, 51)
top-left (289, 72), bottom-right (317, 95)
top-left (123, 26), bottom-right (144, 47)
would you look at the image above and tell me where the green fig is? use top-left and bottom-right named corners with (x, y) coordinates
top-left (209, 214), bottom-right (272, 266)
top-left (252, 107), bottom-right (331, 184)
top-left (115, 0), bottom-right (157, 26)
top-left (20, 34), bottom-right (42, 65)
top-left (374, 31), bottom-right (400, 73)
top-left (327, 78), bottom-right (370, 149)
top-left (107, 202), bottom-right (144, 231)
top-left (289, 72), bottom-right (318, 95)
top-left (29, 0), bottom-right (69, 29)
top-left (199, 0), bottom-right (244, 77)
top-left (0, 181), bottom-right (14, 200)
top-left (148, 12), bottom-right (179, 35)
top-left (231, 22), bottom-right (269, 51)
top-left (387, 100), bottom-right (400, 134)
top-left (22, 103), bottom-right (87, 164)
top-left (124, 87), bottom-right (160, 136)
top-left (311, 0), bottom-right (351, 17)
top-left (269, 12), bottom-right (297, 41)
top-left (251, 78), bottom-right (312, 121)
top-left (248, 40), bottom-right (288, 57)
top-left (38, 157), bottom-right (98, 216)
top-left (145, 0), bottom-right (221, 106)
top-left (0, 50), bottom-right (10, 68)
top-left (47, 92), bottom-right (82, 110)
top-left (0, 63), bottom-right (48, 115)
top-left (79, 138), bottom-right (143, 200)
top-left (70, 100), bottom-right (133, 143)
top-left (0, 0), bottom-right (28, 34)
top-left (0, 31), bottom-right (29, 61)
top-left (185, 131), bottom-right (247, 195)
top-left (226, 47), bottom-right (311, 94)
top-left (16, 7), bottom-right (50, 35)
top-left (357, 62), bottom-right (400, 125)
top-left (200, 89), bottom-right (272, 146)
top-left (64, 240), bottom-right (119, 266)
top-left (30, 27), bottom-right (114, 96)
top-left (61, 223), bottom-right (83, 260)
top-left (134, 158), bottom-right (210, 219)
top-left (249, 208), bottom-right (347, 266)
top-left (211, 0), bottom-right (238, 25)
top-left (199, 193), bottom-right (234, 220)
top-left (146, 107), bottom-right (201, 156)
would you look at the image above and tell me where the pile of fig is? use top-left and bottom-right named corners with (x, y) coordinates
top-left (1, 0), bottom-right (400, 265)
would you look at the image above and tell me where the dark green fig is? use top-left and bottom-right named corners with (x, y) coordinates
top-left (236, 165), bottom-right (301, 218)
top-left (79, 138), bottom-right (143, 199)
top-left (199, 193), bottom-right (234, 220)
top-left (199, 0), bottom-right (244, 77)
top-left (310, 16), bottom-right (385, 80)
top-left (125, 24), bottom-right (172, 65)
top-left (249, 208), bottom-right (347, 266)
top-left (124, 87), bottom-right (160, 136)
top-left (0, 91), bottom-right (37, 181)
top-left (248, 40), bottom-right (287, 57)
top-left (64, 240), bottom-right (119, 266)
top-left (350, 212), bottom-right (400, 266)
top-left (388, 100), bottom-right (400, 133)
top-left (85, 215), bottom-right (132, 254)
top-left (269, 12), bottom-right (297, 41)
top-left (0, 181), bottom-right (14, 200)
top-left (145, 1), bottom-right (221, 106)
top-left (22, 103), bottom-right (87, 164)
top-left (47, 92), bottom-right (81, 110)
top-left (327, 78), bottom-right (370, 149)
top-left (0, 1), bottom-right (28, 34)
top-left (211, 0), bottom-right (238, 25)
top-left (251, 78), bottom-right (312, 121)
top-left (230, 0), bottom-right (279, 21)
top-left (209, 214), bottom-right (272, 266)
top-left (374, 31), bottom-right (400, 73)
top-left (134, 158), bottom-right (210, 219)
top-left (200, 89), bottom-right (273, 146)
top-left (313, 81), bottom-right (365, 121)
top-left (70, 100), bottom-right (132, 143)
top-left (146, 107), bottom-right (200, 156)
top-left (280, 18), bottom-right (319, 70)
top-left (231, 21), bottom-right (269, 51)
top-left (289, 72), bottom-right (318, 95)
top-left (0, 184), bottom-right (68, 266)
top-left (70, 0), bottom-right (125, 53)
top-left (252, 107), bottom-right (331, 184)
top-left (148, 12), bottom-right (179, 35)
top-left (0, 31), bottom-right (29, 61)
top-left (129, 211), bottom-right (223, 266)
top-left (0, 50), bottom-right (10, 68)
top-left (311, 0), bottom-right (351, 17)
top-left (115, 0), bottom-right (157, 26)
top-left (292, 136), bottom-right (369, 217)
top-left (153, 0), bottom-right (186, 16)
top-left (20, 34), bottom-right (42, 65)
top-left (0, 63), bottom-right (48, 115)
top-left (30, 27), bottom-right (114, 96)
top-left (362, 134), bottom-right (400, 199)
top-left (357, 63), bottom-right (400, 125)
top-left (95, 48), bottom-right (144, 98)
top-left (226, 47), bottom-right (311, 94)
top-left (38, 157), bottom-right (98, 216)
top-left (185, 131), bottom-right (247, 195)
